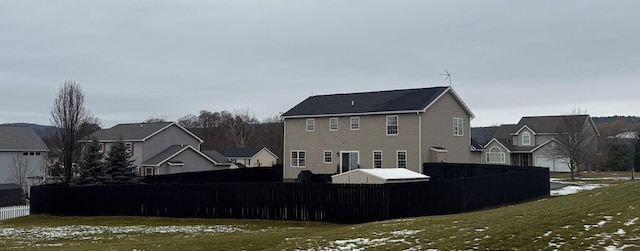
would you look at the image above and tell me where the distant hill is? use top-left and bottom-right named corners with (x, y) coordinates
top-left (592, 116), bottom-right (640, 125)
top-left (0, 123), bottom-right (57, 139)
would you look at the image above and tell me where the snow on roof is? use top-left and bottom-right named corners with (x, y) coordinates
top-left (337, 168), bottom-right (430, 181)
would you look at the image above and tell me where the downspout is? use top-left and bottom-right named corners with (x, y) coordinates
top-left (282, 119), bottom-right (287, 181)
top-left (418, 112), bottom-right (422, 173)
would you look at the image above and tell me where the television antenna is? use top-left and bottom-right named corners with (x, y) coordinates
top-left (440, 70), bottom-right (452, 86)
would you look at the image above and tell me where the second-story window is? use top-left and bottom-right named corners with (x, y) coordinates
top-left (522, 131), bottom-right (531, 145)
top-left (125, 142), bottom-right (134, 156)
top-left (306, 118), bottom-right (315, 131)
top-left (329, 117), bottom-right (338, 131)
top-left (386, 115), bottom-right (398, 135)
top-left (350, 117), bottom-right (360, 130)
top-left (453, 117), bottom-right (464, 136)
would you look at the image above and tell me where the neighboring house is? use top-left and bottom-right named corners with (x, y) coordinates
top-left (83, 122), bottom-right (232, 176)
top-left (217, 147), bottom-right (278, 167)
top-left (483, 115), bottom-right (600, 172)
top-left (0, 126), bottom-right (48, 190)
top-left (281, 86), bottom-right (478, 181)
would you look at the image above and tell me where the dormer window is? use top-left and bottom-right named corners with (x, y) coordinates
top-left (522, 131), bottom-right (531, 146)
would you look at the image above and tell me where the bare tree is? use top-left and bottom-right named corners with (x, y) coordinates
top-left (226, 109), bottom-right (258, 147)
top-left (144, 114), bottom-right (168, 123)
top-left (9, 154), bottom-right (33, 193)
top-left (553, 111), bottom-right (599, 180)
top-left (50, 81), bottom-right (95, 183)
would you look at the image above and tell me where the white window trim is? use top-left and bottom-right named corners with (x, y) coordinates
top-left (522, 131), bottom-right (531, 146)
top-left (373, 150), bottom-right (383, 168)
top-left (324, 150), bottom-right (333, 164)
top-left (306, 119), bottom-right (315, 132)
top-left (396, 150), bottom-right (407, 168)
top-left (350, 117), bottom-right (360, 130)
top-left (453, 117), bottom-right (464, 136)
top-left (291, 150), bottom-right (306, 168)
top-left (386, 115), bottom-right (399, 136)
top-left (486, 146), bottom-right (506, 163)
top-left (329, 117), bottom-right (338, 131)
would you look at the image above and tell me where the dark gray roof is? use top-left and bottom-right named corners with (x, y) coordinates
top-left (141, 145), bottom-right (186, 166)
top-left (0, 183), bottom-right (22, 190)
top-left (202, 150), bottom-right (231, 163)
top-left (517, 115), bottom-right (590, 134)
top-left (0, 126), bottom-right (48, 151)
top-left (217, 147), bottom-right (264, 158)
top-left (282, 86), bottom-right (452, 117)
top-left (89, 122), bottom-right (174, 141)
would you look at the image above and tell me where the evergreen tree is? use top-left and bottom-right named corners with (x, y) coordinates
top-left (103, 141), bottom-right (140, 184)
top-left (73, 138), bottom-right (106, 186)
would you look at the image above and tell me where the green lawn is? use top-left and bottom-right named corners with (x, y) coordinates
top-left (2, 178), bottom-right (639, 250)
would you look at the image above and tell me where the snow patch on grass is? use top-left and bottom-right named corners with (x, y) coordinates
top-left (624, 217), bottom-right (638, 226)
top-left (551, 184), bottom-right (607, 196)
top-left (321, 229), bottom-right (423, 250)
top-left (0, 224), bottom-right (248, 243)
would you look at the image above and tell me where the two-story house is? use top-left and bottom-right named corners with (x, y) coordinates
top-left (281, 86), bottom-right (478, 181)
top-left (483, 115), bottom-right (600, 172)
top-left (0, 126), bottom-right (48, 189)
top-left (84, 122), bottom-right (232, 176)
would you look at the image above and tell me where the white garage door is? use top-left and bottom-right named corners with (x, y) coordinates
top-left (554, 157), bottom-right (571, 172)
top-left (535, 156), bottom-right (553, 169)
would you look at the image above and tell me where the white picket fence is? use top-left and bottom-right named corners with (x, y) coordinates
top-left (0, 205), bottom-right (30, 220)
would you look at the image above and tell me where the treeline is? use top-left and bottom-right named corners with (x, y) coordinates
top-left (595, 118), bottom-right (640, 172)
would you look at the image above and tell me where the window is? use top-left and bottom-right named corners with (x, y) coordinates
top-left (373, 151), bottom-right (383, 168)
top-left (306, 119), bottom-right (315, 131)
top-left (244, 159), bottom-right (251, 166)
top-left (125, 142), bottom-right (134, 156)
top-left (350, 117), bottom-right (360, 130)
top-left (99, 143), bottom-right (105, 153)
top-left (522, 131), bottom-right (531, 145)
top-left (324, 150), bottom-right (333, 163)
top-left (291, 150), bottom-right (306, 167)
top-left (329, 117), bottom-right (338, 131)
top-left (144, 167), bottom-right (154, 176)
top-left (453, 117), bottom-right (464, 136)
top-left (386, 115), bottom-right (398, 135)
top-left (397, 151), bottom-right (407, 168)
top-left (486, 147), bottom-right (506, 163)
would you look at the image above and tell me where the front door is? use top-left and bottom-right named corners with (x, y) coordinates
top-left (341, 151), bottom-right (359, 173)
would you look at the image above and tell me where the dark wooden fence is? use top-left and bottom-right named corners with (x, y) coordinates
top-left (30, 164), bottom-right (549, 223)
top-left (143, 165), bottom-right (282, 184)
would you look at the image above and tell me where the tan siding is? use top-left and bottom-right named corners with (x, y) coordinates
top-left (421, 92), bottom-right (477, 164)
top-left (284, 114), bottom-right (421, 179)
top-left (251, 149), bottom-right (278, 167)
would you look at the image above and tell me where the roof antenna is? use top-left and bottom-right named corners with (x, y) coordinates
top-left (440, 70), bottom-right (452, 86)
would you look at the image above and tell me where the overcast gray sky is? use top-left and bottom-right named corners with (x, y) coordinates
top-left (1, 0), bottom-right (639, 128)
